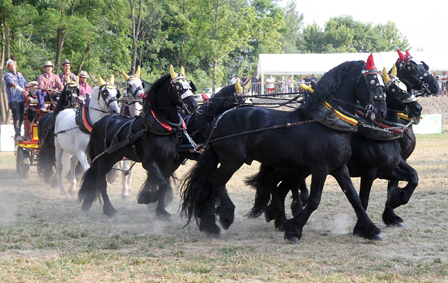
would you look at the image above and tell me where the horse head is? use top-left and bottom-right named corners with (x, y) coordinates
top-left (313, 54), bottom-right (387, 122)
top-left (98, 74), bottom-right (120, 114)
top-left (383, 65), bottom-right (422, 119)
top-left (395, 49), bottom-right (439, 96)
top-left (61, 75), bottom-right (80, 109)
top-left (168, 65), bottom-right (198, 115)
top-left (121, 67), bottom-right (144, 116)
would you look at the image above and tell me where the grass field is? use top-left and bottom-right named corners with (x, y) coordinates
top-left (0, 134), bottom-right (447, 282)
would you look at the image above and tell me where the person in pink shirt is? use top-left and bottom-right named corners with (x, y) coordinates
top-left (78, 70), bottom-right (92, 102)
top-left (36, 61), bottom-right (63, 111)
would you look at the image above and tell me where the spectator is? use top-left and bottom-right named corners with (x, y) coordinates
top-left (287, 76), bottom-right (295, 93)
top-left (279, 76), bottom-right (286, 93)
top-left (310, 74), bottom-right (318, 83)
top-left (250, 73), bottom-right (259, 95)
top-left (3, 59), bottom-right (29, 142)
top-left (297, 75), bottom-right (305, 94)
top-left (230, 74), bottom-right (239, 85)
top-left (78, 71), bottom-right (92, 102)
top-left (266, 75), bottom-right (275, 94)
top-left (241, 74), bottom-right (249, 93)
top-left (36, 61), bottom-right (64, 111)
top-left (304, 75), bottom-right (310, 84)
top-left (59, 59), bottom-right (77, 86)
top-left (440, 71), bottom-right (447, 95)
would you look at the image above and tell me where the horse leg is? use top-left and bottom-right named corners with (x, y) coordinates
top-left (138, 162), bottom-right (172, 220)
top-left (121, 160), bottom-right (132, 200)
top-left (283, 171), bottom-right (328, 243)
top-left (55, 141), bottom-right (68, 196)
top-left (358, 171), bottom-right (376, 210)
top-left (68, 156), bottom-right (79, 195)
top-left (383, 160), bottom-right (418, 227)
top-left (331, 165), bottom-right (382, 240)
top-left (212, 161), bottom-right (242, 230)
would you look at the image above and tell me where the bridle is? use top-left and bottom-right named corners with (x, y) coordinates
top-left (170, 75), bottom-right (196, 114)
top-left (126, 76), bottom-right (145, 98)
top-left (353, 67), bottom-right (386, 120)
top-left (397, 57), bottom-right (431, 95)
top-left (98, 84), bottom-right (120, 111)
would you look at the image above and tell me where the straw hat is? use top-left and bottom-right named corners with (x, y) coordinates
top-left (78, 70), bottom-right (89, 78)
top-left (43, 61), bottom-right (54, 68)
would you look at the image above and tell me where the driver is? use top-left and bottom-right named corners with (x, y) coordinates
top-left (36, 60), bottom-right (63, 111)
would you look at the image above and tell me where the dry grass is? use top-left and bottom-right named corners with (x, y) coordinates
top-left (0, 134), bottom-right (447, 282)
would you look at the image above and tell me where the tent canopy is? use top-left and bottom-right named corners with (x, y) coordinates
top-left (257, 51), bottom-right (447, 76)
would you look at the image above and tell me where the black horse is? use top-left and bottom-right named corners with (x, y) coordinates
top-left (37, 81), bottom-right (80, 183)
top-left (181, 56), bottom-right (388, 243)
top-left (78, 66), bottom-right (198, 219)
top-left (137, 82), bottom-right (251, 205)
top-left (245, 66), bottom-right (424, 231)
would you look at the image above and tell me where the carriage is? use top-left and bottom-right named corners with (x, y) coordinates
top-left (15, 93), bottom-right (56, 179)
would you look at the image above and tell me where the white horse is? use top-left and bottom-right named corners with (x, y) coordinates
top-left (54, 75), bottom-right (120, 195)
top-left (107, 67), bottom-right (145, 199)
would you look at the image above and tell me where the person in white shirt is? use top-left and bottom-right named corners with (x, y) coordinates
top-left (266, 75), bottom-right (275, 94)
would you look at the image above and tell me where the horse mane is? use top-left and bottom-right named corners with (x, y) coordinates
top-left (143, 74), bottom-right (171, 110)
top-left (305, 60), bottom-right (364, 110)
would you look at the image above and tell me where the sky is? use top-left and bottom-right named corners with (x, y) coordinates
top-left (278, 0), bottom-right (447, 54)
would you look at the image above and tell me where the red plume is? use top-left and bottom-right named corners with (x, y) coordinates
top-left (397, 49), bottom-right (406, 61)
top-left (366, 53), bottom-right (375, 70)
top-left (406, 50), bottom-right (412, 57)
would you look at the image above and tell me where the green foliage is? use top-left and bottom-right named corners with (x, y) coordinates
top-left (2, 0), bottom-right (410, 88)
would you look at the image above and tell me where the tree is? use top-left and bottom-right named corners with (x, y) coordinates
top-left (279, 0), bottom-right (304, 53)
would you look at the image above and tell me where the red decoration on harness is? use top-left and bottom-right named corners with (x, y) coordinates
top-left (397, 49), bottom-right (407, 62)
top-left (150, 109), bottom-right (187, 132)
top-left (366, 53), bottom-right (376, 72)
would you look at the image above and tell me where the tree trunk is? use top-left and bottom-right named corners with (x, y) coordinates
top-left (129, 0), bottom-right (143, 74)
top-left (212, 0), bottom-right (220, 92)
top-left (55, 28), bottom-right (68, 74)
top-left (78, 42), bottom-right (90, 74)
top-left (0, 16), bottom-right (11, 125)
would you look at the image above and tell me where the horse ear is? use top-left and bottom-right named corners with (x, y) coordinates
top-left (122, 69), bottom-right (130, 81)
top-left (406, 50), bottom-right (412, 57)
top-left (170, 65), bottom-right (177, 80)
top-left (135, 66), bottom-right (141, 78)
top-left (390, 64), bottom-right (398, 77)
top-left (67, 75), bottom-right (71, 84)
top-left (397, 49), bottom-right (406, 62)
top-left (382, 67), bottom-right (391, 84)
top-left (110, 75), bottom-right (115, 85)
top-left (180, 66), bottom-right (185, 76)
top-left (422, 61), bottom-right (429, 71)
top-left (98, 74), bottom-right (106, 86)
top-left (366, 53), bottom-right (375, 70)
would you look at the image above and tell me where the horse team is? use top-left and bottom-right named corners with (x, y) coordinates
top-left (36, 50), bottom-right (439, 244)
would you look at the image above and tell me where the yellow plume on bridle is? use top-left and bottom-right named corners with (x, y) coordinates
top-left (235, 80), bottom-right (243, 94)
top-left (121, 69), bottom-right (130, 81)
top-left (300, 84), bottom-right (314, 93)
top-left (98, 74), bottom-right (106, 86)
top-left (170, 65), bottom-right (177, 80)
top-left (180, 66), bottom-right (185, 76)
top-left (382, 67), bottom-right (391, 84)
top-left (390, 64), bottom-right (398, 77)
top-left (135, 66), bottom-right (141, 78)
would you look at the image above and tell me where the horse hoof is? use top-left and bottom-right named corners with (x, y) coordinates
top-left (205, 232), bottom-right (221, 239)
top-left (371, 233), bottom-right (383, 240)
top-left (387, 222), bottom-right (404, 228)
top-left (284, 235), bottom-right (300, 244)
top-left (137, 191), bottom-right (159, 204)
top-left (156, 212), bottom-right (172, 222)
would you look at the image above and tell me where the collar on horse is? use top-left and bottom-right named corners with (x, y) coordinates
top-left (141, 108), bottom-right (187, 135)
top-left (75, 100), bottom-right (94, 134)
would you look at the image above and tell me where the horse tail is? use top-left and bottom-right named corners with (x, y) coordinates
top-left (245, 166), bottom-right (271, 219)
top-left (78, 162), bottom-right (100, 208)
top-left (181, 146), bottom-right (219, 225)
top-left (37, 113), bottom-right (55, 183)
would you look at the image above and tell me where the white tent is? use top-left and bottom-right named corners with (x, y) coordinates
top-left (257, 51), bottom-right (448, 93)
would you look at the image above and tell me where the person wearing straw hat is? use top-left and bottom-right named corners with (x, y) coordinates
top-left (59, 59), bottom-right (77, 86)
top-left (78, 70), bottom-right (92, 101)
top-left (3, 59), bottom-right (29, 141)
top-left (36, 60), bottom-right (63, 111)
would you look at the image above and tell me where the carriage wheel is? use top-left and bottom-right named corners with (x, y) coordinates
top-left (16, 147), bottom-right (30, 179)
